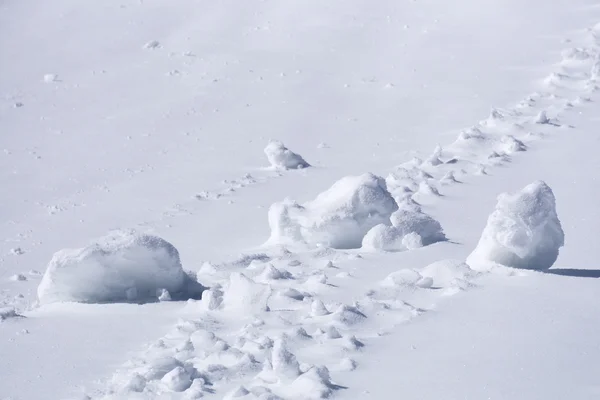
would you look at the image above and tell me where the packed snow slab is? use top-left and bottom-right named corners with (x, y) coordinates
top-left (467, 181), bottom-right (564, 271)
top-left (38, 231), bottom-right (204, 304)
top-left (264, 141), bottom-right (310, 170)
top-left (267, 173), bottom-right (398, 248)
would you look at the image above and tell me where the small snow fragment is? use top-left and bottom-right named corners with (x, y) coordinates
top-left (416, 180), bottom-right (440, 196)
top-left (0, 307), bottom-right (22, 322)
top-left (161, 366), bottom-right (192, 392)
top-left (272, 338), bottom-right (301, 379)
top-left (10, 247), bottom-right (24, 255)
top-left (264, 140), bottom-right (310, 170)
top-left (121, 373), bottom-right (146, 392)
top-left (423, 144), bottom-right (443, 166)
top-left (10, 274), bottom-right (27, 282)
top-left (324, 325), bottom-right (342, 339)
top-left (259, 264), bottom-right (292, 281)
top-left (311, 299), bottom-right (330, 316)
top-left (143, 40), bottom-right (161, 49)
top-left (157, 288), bottom-right (172, 301)
top-left (43, 74), bottom-right (58, 83)
top-left (439, 171), bottom-right (458, 185)
top-left (499, 135), bottom-right (526, 154)
top-left (467, 181), bottom-right (564, 271)
top-left (339, 358), bottom-right (357, 371)
top-left (535, 110), bottom-right (549, 124)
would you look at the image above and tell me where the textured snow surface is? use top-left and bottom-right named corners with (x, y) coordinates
top-left (467, 181), bottom-right (564, 271)
top-left (37, 231), bottom-right (203, 304)
top-left (2, 0), bottom-right (600, 399)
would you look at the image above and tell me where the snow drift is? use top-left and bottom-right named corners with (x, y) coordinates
top-left (37, 231), bottom-right (204, 304)
top-left (267, 173), bottom-right (398, 248)
top-left (264, 141), bottom-right (310, 170)
top-left (467, 181), bottom-right (564, 271)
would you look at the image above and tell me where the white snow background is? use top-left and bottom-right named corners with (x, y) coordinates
top-left (1, 0), bottom-right (600, 399)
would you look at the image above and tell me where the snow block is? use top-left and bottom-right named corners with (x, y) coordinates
top-left (37, 231), bottom-right (203, 304)
top-left (467, 181), bottom-right (564, 271)
top-left (264, 140), bottom-right (310, 170)
top-left (268, 173), bottom-right (398, 249)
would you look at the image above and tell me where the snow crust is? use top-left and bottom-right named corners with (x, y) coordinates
top-left (264, 141), bottom-right (310, 170)
top-left (37, 231), bottom-right (203, 304)
top-left (267, 173), bottom-right (398, 248)
top-left (467, 181), bottom-right (564, 271)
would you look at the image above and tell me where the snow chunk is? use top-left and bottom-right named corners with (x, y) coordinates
top-left (268, 173), bottom-right (398, 249)
top-left (0, 307), bottom-right (22, 322)
top-left (161, 366), bottom-right (192, 392)
top-left (362, 208), bottom-right (445, 251)
top-left (467, 181), bottom-right (564, 271)
top-left (271, 338), bottom-right (301, 379)
top-left (37, 231), bottom-right (203, 304)
top-left (264, 141), bottom-right (310, 170)
top-left (222, 273), bottom-right (271, 313)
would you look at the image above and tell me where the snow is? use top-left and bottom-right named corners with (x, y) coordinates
top-left (2, 0), bottom-right (600, 399)
top-left (467, 181), bottom-right (565, 271)
top-left (264, 141), bottom-right (310, 170)
top-left (37, 231), bottom-right (203, 304)
top-left (267, 173), bottom-right (398, 249)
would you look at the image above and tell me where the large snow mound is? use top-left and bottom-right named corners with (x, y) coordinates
top-left (362, 207), bottom-right (445, 251)
top-left (467, 181), bottom-right (564, 271)
top-left (268, 173), bottom-right (398, 249)
top-left (264, 140), bottom-right (310, 170)
top-left (38, 231), bottom-right (203, 304)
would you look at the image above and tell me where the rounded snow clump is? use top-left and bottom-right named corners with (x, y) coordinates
top-left (362, 208), bottom-right (445, 251)
top-left (264, 140), bottom-right (310, 170)
top-left (38, 230), bottom-right (203, 304)
top-left (467, 181), bottom-right (564, 271)
top-left (267, 173), bottom-right (398, 249)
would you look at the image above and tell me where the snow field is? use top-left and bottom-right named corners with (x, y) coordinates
top-left (85, 18), bottom-right (600, 399)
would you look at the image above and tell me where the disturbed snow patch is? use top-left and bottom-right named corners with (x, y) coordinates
top-left (37, 230), bottom-right (204, 304)
top-left (267, 173), bottom-right (398, 248)
top-left (467, 181), bottom-right (564, 271)
top-left (265, 140), bottom-right (310, 170)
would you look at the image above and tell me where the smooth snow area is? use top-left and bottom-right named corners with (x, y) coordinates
top-left (2, 0), bottom-right (600, 399)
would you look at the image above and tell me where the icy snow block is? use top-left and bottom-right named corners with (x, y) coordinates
top-left (467, 181), bottom-right (564, 271)
top-left (38, 231), bottom-right (203, 304)
top-left (264, 140), bottom-right (310, 170)
top-left (267, 173), bottom-right (398, 249)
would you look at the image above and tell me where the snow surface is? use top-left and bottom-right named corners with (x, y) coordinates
top-left (467, 181), bottom-right (565, 271)
top-left (37, 230), bottom-right (203, 304)
top-left (2, 0), bottom-right (600, 399)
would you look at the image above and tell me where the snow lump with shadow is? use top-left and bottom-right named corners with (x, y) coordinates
top-left (37, 230), bottom-right (204, 304)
